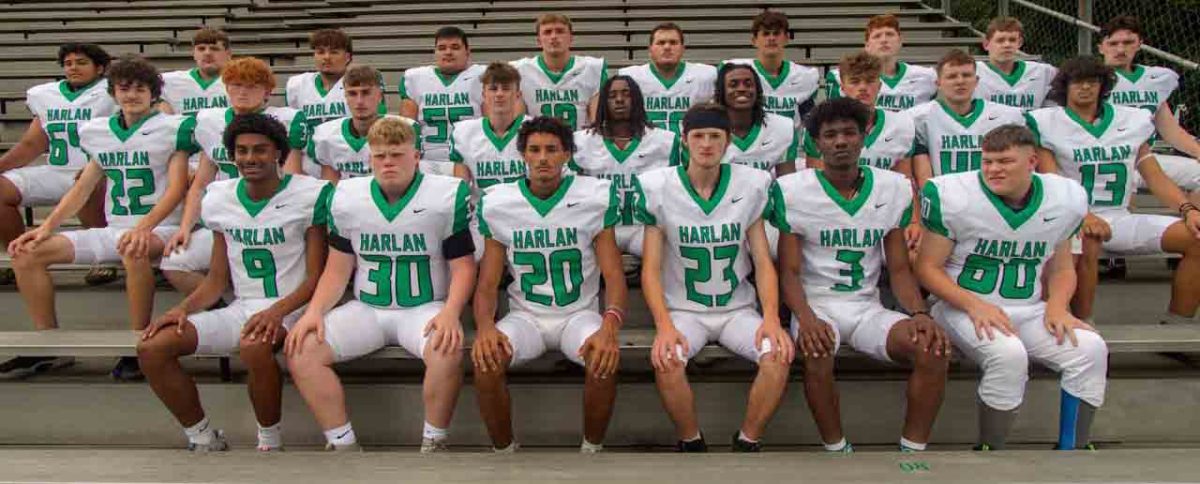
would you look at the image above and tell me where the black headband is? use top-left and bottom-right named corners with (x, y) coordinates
top-left (682, 110), bottom-right (730, 134)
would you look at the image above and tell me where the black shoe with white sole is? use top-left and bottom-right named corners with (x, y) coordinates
top-left (0, 356), bottom-right (75, 380)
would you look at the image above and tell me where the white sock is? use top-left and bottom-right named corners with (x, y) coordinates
top-left (184, 417), bottom-right (215, 445)
top-left (494, 442), bottom-right (518, 453)
top-left (422, 421), bottom-right (448, 441)
top-left (682, 432), bottom-right (702, 442)
top-left (900, 437), bottom-right (927, 451)
top-left (737, 430), bottom-right (758, 443)
top-left (257, 423), bottom-right (283, 449)
top-left (323, 422), bottom-right (356, 447)
top-left (824, 438), bottom-right (848, 452)
top-left (580, 440), bottom-right (603, 453)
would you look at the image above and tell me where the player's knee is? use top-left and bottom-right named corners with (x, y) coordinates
top-left (120, 251), bottom-right (153, 270)
top-left (981, 336), bottom-right (1029, 379)
top-left (913, 344), bottom-right (951, 373)
top-left (1073, 331), bottom-right (1109, 368)
top-left (285, 339), bottom-right (326, 375)
top-left (424, 345), bottom-right (464, 368)
top-left (801, 354), bottom-right (835, 378)
top-left (10, 250), bottom-right (44, 272)
top-left (756, 355), bottom-right (790, 379)
top-left (237, 339), bottom-right (278, 369)
top-left (136, 334), bottom-right (179, 364)
top-left (0, 181), bottom-right (21, 207)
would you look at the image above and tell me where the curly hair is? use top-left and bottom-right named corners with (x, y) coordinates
top-left (517, 116), bottom-right (575, 154)
top-left (309, 28), bottom-right (352, 53)
top-left (715, 62), bottom-right (765, 127)
top-left (106, 54), bottom-right (163, 101)
top-left (1047, 57), bottom-right (1116, 107)
top-left (804, 97), bottom-right (871, 140)
top-left (56, 43), bottom-right (111, 69)
top-left (223, 113), bottom-right (290, 165)
top-left (591, 75), bottom-right (651, 139)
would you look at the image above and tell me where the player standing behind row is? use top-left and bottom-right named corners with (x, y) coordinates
top-left (917, 125), bottom-right (1104, 451)
top-left (512, 14), bottom-right (606, 131)
top-left (717, 63), bottom-right (799, 178)
top-left (159, 28), bottom-right (230, 117)
top-left (618, 23), bottom-right (716, 135)
top-left (828, 14), bottom-right (938, 112)
top-left (162, 57), bottom-right (310, 296)
top-left (8, 55), bottom-right (197, 381)
top-left (139, 114), bottom-right (331, 452)
top-left (776, 98), bottom-right (950, 453)
top-left (974, 18), bottom-right (1057, 112)
top-left (472, 116), bottom-right (627, 453)
top-left (306, 65), bottom-right (420, 181)
top-left (723, 11), bottom-right (820, 127)
top-left (399, 26), bottom-right (485, 175)
top-left (571, 75), bottom-right (679, 258)
top-left (286, 117), bottom-right (475, 453)
top-left (0, 44), bottom-right (116, 289)
top-left (636, 103), bottom-right (792, 452)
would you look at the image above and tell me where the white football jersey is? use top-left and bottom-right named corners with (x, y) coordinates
top-left (1025, 103), bottom-right (1155, 213)
top-left (618, 62), bottom-right (717, 134)
top-left (479, 175), bottom-right (618, 317)
top-left (193, 107), bottom-right (309, 180)
top-left (26, 79), bottom-right (118, 169)
top-left (827, 62), bottom-right (937, 112)
top-left (285, 72), bottom-right (389, 131)
top-left (635, 164), bottom-right (772, 313)
top-left (399, 64), bottom-right (486, 162)
top-left (1108, 64), bottom-right (1179, 114)
top-left (307, 115), bottom-right (421, 179)
top-left (571, 127), bottom-right (679, 226)
top-left (448, 115), bottom-right (526, 190)
top-left (328, 173), bottom-right (472, 309)
top-left (202, 174), bottom-right (332, 300)
top-left (79, 112), bottom-right (197, 228)
top-left (724, 58), bottom-right (820, 124)
top-left (723, 113), bottom-right (798, 174)
top-left (910, 99), bottom-right (1025, 176)
top-left (921, 171), bottom-right (1087, 306)
top-left (161, 69), bottom-right (229, 116)
top-left (512, 55), bottom-right (607, 130)
top-left (772, 167), bottom-right (913, 301)
top-left (802, 108), bottom-right (916, 170)
top-left (974, 60), bottom-right (1057, 111)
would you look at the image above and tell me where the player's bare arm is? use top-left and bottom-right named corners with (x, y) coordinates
top-left (0, 118), bottom-right (50, 172)
top-left (283, 245), bottom-right (355, 356)
top-left (144, 232), bottom-right (232, 340)
top-left (471, 238), bottom-right (512, 372)
top-left (244, 226), bottom-right (329, 345)
top-left (777, 231), bottom-right (835, 359)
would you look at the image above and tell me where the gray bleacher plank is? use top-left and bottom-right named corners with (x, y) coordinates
top-left (0, 0), bottom-right (248, 12)
top-left (0, 8), bottom-right (230, 22)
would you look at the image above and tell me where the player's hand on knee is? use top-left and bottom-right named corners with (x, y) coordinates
top-left (471, 327), bottom-right (511, 373)
top-left (795, 312), bottom-right (834, 359)
top-left (580, 325), bottom-right (620, 379)
top-left (967, 301), bottom-right (1014, 341)
top-left (424, 310), bottom-right (464, 355)
top-left (117, 228), bottom-right (154, 259)
top-left (909, 313), bottom-right (949, 357)
top-left (1044, 307), bottom-right (1093, 347)
top-left (9, 227), bottom-right (50, 256)
top-left (756, 322), bottom-right (794, 364)
top-left (284, 312), bottom-right (323, 357)
top-left (904, 223), bottom-right (923, 251)
top-left (143, 307), bottom-right (190, 340)
top-left (163, 229), bottom-right (192, 257)
top-left (651, 325), bottom-right (688, 372)
top-left (1081, 213), bottom-right (1112, 242)
top-left (243, 306), bottom-right (287, 346)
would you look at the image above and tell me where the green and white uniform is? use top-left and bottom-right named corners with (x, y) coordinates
top-left (512, 55), bottom-right (607, 130)
top-left (723, 59), bottom-right (820, 125)
top-left (4, 79), bottom-right (117, 205)
top-left (634, 164), bottom-right (774, 362)
top-left (69, 112), bottom-right (198, 263)
top-left (571, 126), bottom-right (680, 255)
top-left (399, 64), bottom-right (485, 163)
top-left (189, 174), bottom-right (332, 355)
top-left (322, 173), bottom-right (473, 362)
top-left (910, 99), bottom-right (1025, 176)
top-left (922, 171), bottom-right (1105, 411)
top-left (161, 69), bottom-right (228, 116)
top-left (1108, 64), bottom-right (1200, 191)
top-left (478, 175), bottom-right (618, 367)
top-left (827, 62), bottom-right (937, 112)
top-left (771, 167), bottom-right (913, 362)
top-left (802, 108), bottom-right (916, 170)
top-left (449, 115), bottom-right (527, 190)
top-left (1026, 103), bottom-right (1177, 254)
top-left (307, 115), bottom-right (421, 179)
top-left (974, 60), bottom-right (1057, 111)
top-left (618, 62), bottom-right (717, 134)
top-left (286, 72), bottom-right (388, 130)
top-left (724, 113), bottom-right (800, 173)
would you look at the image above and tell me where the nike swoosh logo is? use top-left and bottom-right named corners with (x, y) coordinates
top-left (274, 204), bottom-right (288, 209)
top-left (336, 429), bottom-right (352, 439)
top-left (1043, 216), bottom-right (1057, 222)
top-left (1150, 75), bottom-right (1162, 80)
top-left (1117, 127), bottom-right (1128, 132)
top-left (884, 137), bottom-right (895, 143)
top-left (874, 202), bottom-right (887, 209)
top-left (413, 208), bottom-right (426, 214)
top-left (987, 115), bottom-right (999, 121)
top-left (637, 153), bottom-right (646, 158)
top-left (685, 78), bottom-right (694, 83)
top-left (731, 197), bottom-right (743, 204)
top-left (141, 131), bottom-right (152, 136)
top-left (566, 202), bottom-right (580, 208)
top-left (761, 140), bottom-right (772, 146)
top-left (1028, 77), bottom-right (1038, 81)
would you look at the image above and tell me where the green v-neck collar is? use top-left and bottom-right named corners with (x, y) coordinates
top-left (603, 136), bottom-right (642, 163)
top-left (731, 122), bottom-right (763, 152)
top-left (881, 62), bottom-right (909, 89)
top-left (225, 106), bottom-right (267, 125)
top-left (341, 118), bottom-right (368, 152)
top-left (815, 168), bottom-right (874, 217)
top-left (314, 74), bottom-right (340, 98)
top-left (537, 55), bottom-right (576, 85)
top-left (753, 59), bottom-right (790, 90)
top-left (108, 111), bottom-right (159, 143)
top-left (518, 175), bottom-right (574, 217)
top-left (985, 60), bottom-right (1027, 87)
top-left (189, 68), bottom-right (219, 90)
top-left (483, 114), bottom-right (523, 152)
top-left (58, 78), bottom-right (102, 102)
top-left (676, 164), bottom-right (730, 216)
top-left (863, 109), bottom-right (886, 148)
top-left (1116, 65), bottom-right (1145, 84)
top-left (650, 62), bottom-right (685, 89)
top-left (434, 67), bottom-right (462, 87)
top-left (937, 98), bottom-right (985, 129)
top-left (237, 174), bottom-right (292, 218)
top-left (371, 172), bottom-right (424, 223)
top-left (1065, 103), bottom-right (1115, 139)
top-left (978, 171), bottom-right (1043, 230)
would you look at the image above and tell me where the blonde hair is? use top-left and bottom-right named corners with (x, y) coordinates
top-left (368, 117), bottom-right (417, 147)
top-left (535, 13), bottom-right (573, 34)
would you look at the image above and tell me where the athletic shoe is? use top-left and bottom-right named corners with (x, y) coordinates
top-left (111, 356), bottom-right (143, 381)
top-left (0, 356), bottom-right (75, 380)
top-left (731, 432), bottom-right (762, 452)
top-left (972, 443), bottom-right (992, 451)
top-left (324, 442), bottom-right (362, 452)
top-left (828, 442), bottom-right (854, 454)
top-left (675, 435), bottom-right (708, 453)
top-left (420, 437), bottom-right (448, 454)
top-left (187, 430), bottom-right (229, 452)
top-left (84, 266), bottom-right (119, 286)
top-left (0, 268), bottom-right (15, 285)
top-left (492, 442), bottom-right (518, 454)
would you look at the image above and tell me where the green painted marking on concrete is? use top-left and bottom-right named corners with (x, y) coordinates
top-left (899, 461), bottom-right (931, 473)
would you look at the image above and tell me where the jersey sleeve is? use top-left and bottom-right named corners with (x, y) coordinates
top-left (750, 171), bottom-right (772, 221)
top-left (199, 189), bottom-right (222, 234)
top-left (919, 180), bottom-right (952, 239)
top-left (668, 133), bottom-right (681, 167)
top-left (785, 125), bottom-right (799, 163)
top-left (632, 174), bottom-right (658, 226)
top-left (824, 70), bottom-right (842, 99)
top-left (801, 129), bottom-right (821, 159)
top-left (326, 190), bottom-right (354, 253)
top-left (311, 181), bottom-right (334, 227)
top-left (447, 124), bottom-right (464, 163)
top-left (476, 192), bottom-right (494, 239)
top-left (176, 116), bottom-right (201, 154)
top-left (598, 58), bottom-right (610, 87)
top-left (1023, 111), bottom-right (1043, 146)
top-left (603, 179), bottom-right (620, 228)
top-left (24, 86), bottom-right (44, 120)
top-left (766, 180), bottom-right (791, 233)
top-left (288, 111), bottom-right (310, 150)
top-left (450, 179), bottom-right (472, 235)
top-left (397, 72), bottom-right (412, 100)
top-left (892, 176), bottom-right (915, 228)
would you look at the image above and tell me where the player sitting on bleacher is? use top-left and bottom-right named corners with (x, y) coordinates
top-left (307, 65), bottom-right (419, 181)
top-left (827, 14), bottom-right (938, 112)
top-left (974, 17), bottom-right (1057, 112)
top-left (776, 97), bottom-right (950, 453)
top-left (6, 55), bottom-right (196, 381)
top-left (617, 22), bottom-right (716, 135)
top-left (399, 26), bottom-right (484, 176)
top-left (722, 11), bottom-right (820, 127)
top-left (139, 113), bottom-right (331, 452)
top-left (511, 14), bottom-right (606, 130)
top-left (0, 44), bottom-right (117, 288)
top-left (1027, 57), bottom-right (1200, 325)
